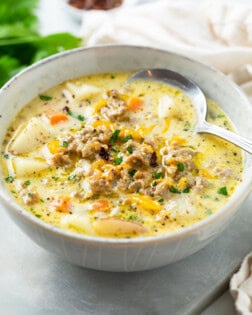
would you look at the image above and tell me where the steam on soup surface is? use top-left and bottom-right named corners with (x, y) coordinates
top-left (1, 73), bottom-right (242, 238)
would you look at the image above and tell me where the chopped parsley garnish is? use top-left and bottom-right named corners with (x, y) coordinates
top-left (39, 95), bottom-right (52, 101)
top-left (110, 129), bottom-right (121, 144)
top-left (111, 147), bottom-right (120, 153)
top-left (152, 181), bottom-right (158, 187)
top-left (158, 198), bottom-right (164, 203)
top-left (128, 169), bottom-right (137, 178)
top-left (177, 162), bottom-right (185, 172)
top-left (67, 110), bottom-right (85, 121)
top-left (5, 175), bottom-right (14, 183)
top-left (52, 176), bottom-right (59, 181)
top-left (35, 214), bottom-right (42, 218)
top-left (77, 114), bottom-right (85, 121)
top-left (169, 186), bottom-right (190, 194)
top-left (127, 146), bottom-right (133, 154)
top-left (3, 154), bottom-right (9, 159)
top-left (205, 208), bottom-right (212, 215)
top-left (218, 186), bottom-right (228, 196)
top-left (121, 135), bottom-right (133, 142)
top-left (114, 156), bottom-right (123, 165)
top-left (61, 141), bottom-right (68, 148)
top-left (183, 121), bottom-right (191, 131)
top-left (128, 214), bottom-right (141, 223)
top-left (182, 187), bottom-right (190, 193)
top-left (68, 174), bottom-right (77, 181)
top-left (154, 172), bottom-right (164, 179)
top-left (169, 186), bottom-right (181, 194)
top-left (24, 180), bottom-right (31, 186)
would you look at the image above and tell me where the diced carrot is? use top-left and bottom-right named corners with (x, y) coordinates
top-left (47, 112), bottom-right (68, 125)
top-left (51, 196), bottom-right (71, 213)
top-left (127, 97), bottom-right (144, 112)
top-left (92, 199), bottom-right (110, 212)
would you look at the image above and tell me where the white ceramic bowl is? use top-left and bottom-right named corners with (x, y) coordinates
top-left (0, 45), bottom-right (252, 272)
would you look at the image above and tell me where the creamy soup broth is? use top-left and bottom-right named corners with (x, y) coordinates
top-left (1, 72), bottom-right (243, 238)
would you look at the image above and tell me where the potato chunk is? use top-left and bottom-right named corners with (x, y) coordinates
top-left (61, 214), bottom-right (93, 234)
top-left (10, 118), bottom-right (51, 154)
top-left (93, 218), bottom-right (147, 237)
top-left (66, 83), bottom-right (101, 101)
top-left (12, 157), bottom-right (48, 177)
top-left (158, 95), bottom-right (174, 119)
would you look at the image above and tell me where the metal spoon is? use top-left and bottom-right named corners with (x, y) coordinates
top-left (127, 68), bottom-right (252, 154)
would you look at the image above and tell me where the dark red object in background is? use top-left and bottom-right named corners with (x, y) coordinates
top-left (68, 0), bottom-right (123, 10)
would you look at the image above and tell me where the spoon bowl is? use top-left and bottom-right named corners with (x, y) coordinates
top-left (128, 68), bottom-right (252, 154)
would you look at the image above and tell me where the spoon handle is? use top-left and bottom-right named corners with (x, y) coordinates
top-left (196, 122), bottom-right (252, 154)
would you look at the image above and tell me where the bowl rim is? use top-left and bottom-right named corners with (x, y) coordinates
top-left (0, 44), bottom-right (251, 245)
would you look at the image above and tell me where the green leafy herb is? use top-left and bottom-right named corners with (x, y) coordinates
top-left (152, 181), bottom-right (158, 187)
top-left (205, 208), bottom-right (212, 215)
top-left (114, 156), bottom-right (123, 165)
top-left (67, 110), bottom-right (85, 121)
top-left (111, 147), bottom-right (120, 153)
top-left (121, 135), bottom-right (133, 142)
top-left (110, 129), bottom-right (121, 144)
top-left (154, 172), bottom-right (164, 179)
top-left (169, 186), bottom-right (181, 194)
top-left (24, 180), bottom-right (31, 186)
top-left (128, 169), bottom-right (137, 178)
top-left (128, 214), bottom-right (141, 223)
top-left (127, 146), bottom-right (133, 154)
top-left (3, 153), bottom-right (9, 159)
top-left (169, 186), bottom-right (190, 194)
top-left (52, 176), bottom-right (59, 181)
top-left (5, 175), bottom-right (14, 183)
top-left (39, 95), bottom-right (52, 101)
top-left (218, 186), bottom-right (228, 196)
top-left (61, 141), bottom-right (68, 148)
top-left (158, 198), bottom-right (164, 203)
top-left (183, 121), bottom-right (191, 131)
top-left (177, 162), bottom-right (185, 172)
top-left (182, 187), bottom-right (190, 193)
top-left (68, 174), bottom-right (77, 181)
top-left (0, 0), bottom-right (81, 88)
top-left (35, 214), bottom-right (41, 218)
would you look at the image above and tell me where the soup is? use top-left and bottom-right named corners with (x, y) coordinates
top-left (1, 73), bottom-right (243, 238)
